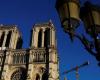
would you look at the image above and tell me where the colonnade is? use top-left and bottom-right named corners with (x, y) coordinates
top-left (31, 27), bottom-right (56, 48)
top-left (0, 28), bottom-right (21, 49)
top-left (0, 31), bottom-right (11, 48)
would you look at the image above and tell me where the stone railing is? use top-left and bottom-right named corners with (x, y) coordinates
top-left (9, 49), bottom-right (28, 65)
top-left (0, 48), bottom-right (47, 65)
top-left (30, 48), bottom-right (46, 63)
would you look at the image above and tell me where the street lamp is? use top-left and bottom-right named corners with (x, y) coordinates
top-left (55, 0), bottom-right (100, 66)
top-left (56, 0), bottom-right (80, 40)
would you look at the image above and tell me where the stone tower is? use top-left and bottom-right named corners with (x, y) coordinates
top-left (0, 25), bottom-right (22, 50)
top-left (0, 21), bottom-right (59, 80)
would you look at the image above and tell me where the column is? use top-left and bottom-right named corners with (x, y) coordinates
top-left (50, 29), bottom-right (52, 47)
top-left (9, 30), bottom-right (14, 49)
top-left (13, 32), bottom-right (18, 49)
top-left (9, 54), bottom-right (13, 64)
top-left (51, 29), bottom-right (55, 48)
top-left (34, 28), bottom-right (39, 47)
top-left (2, 31), bottom-right (8, 47)
top-left (40, 74), bottom-right (42, 80)
top-left (31, 29), bottom-right (34, 47)
top-left (42, 29), bottom-right (45, 47)
top-left (0, 32), bottom-right (2, 49)
top-left (0, 31), bottom-right (2, 39)
top-left (10, 30), bottom-right (18, 49)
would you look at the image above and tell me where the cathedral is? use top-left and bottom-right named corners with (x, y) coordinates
top-left (0, 21), bottom-right (59, 80)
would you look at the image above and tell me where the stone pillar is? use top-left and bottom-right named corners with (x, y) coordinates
top-left (2, 31), bottom-right (8, 47)
top-left (0, 31), bottom-right (2, 39)
top-left (0, 32), bottom-right (2, 49)
top-left (34, 28), bottom-right (39, 48)
top-left (50, 29), bottom-right (52, 47)
top-left (9, 30), bottom-right (14, 49)
top-left (13, 32), bottom-right (18, 49)
top-left (51, 29), bottom-right (55, 47)
top-left (31, 29), bottom-right (34, 47)
top-left (9, 30), bottom-right (18, 49)
top-left (40, 74), bottom-right (42, 80)
top-left (42, 29), bottom-right (45, 47)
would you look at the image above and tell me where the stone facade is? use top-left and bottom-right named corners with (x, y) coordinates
top-left (0, 21), bottom-right (59, 80)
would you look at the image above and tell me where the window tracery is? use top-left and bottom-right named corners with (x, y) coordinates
top-left (11, 68), bottom-right (26, 80)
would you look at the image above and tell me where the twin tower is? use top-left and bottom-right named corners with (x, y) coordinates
top-left (0, 21), bottom-right (59, 80)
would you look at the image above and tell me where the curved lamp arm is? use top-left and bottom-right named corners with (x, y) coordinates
top-left (66, 31), bottom-right (96, 57)
top-left (75, 34), bottom-right (96, 56)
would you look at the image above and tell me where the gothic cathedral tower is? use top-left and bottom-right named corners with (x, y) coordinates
top-left (0, 21), bottom-right (59, 80)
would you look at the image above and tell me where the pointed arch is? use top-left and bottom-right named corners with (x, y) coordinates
top-left (36, 74), bottom-right (40, 80)
top-left (11, 68), bottom-right (26, 80)
top-left (38, 29), bottom-right (42, 47)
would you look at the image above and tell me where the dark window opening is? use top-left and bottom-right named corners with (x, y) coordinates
top-left (16, 37), bottom-right (23, 49)
top-left (38, 30), bottom-right (42, 47)
top-left (30, 30), bottom-right (33, 47)
top-left (44, 29), bottom-right (50, 47)
top-left (42, 73), bottom-right (48, 80)
top-left (0, 32), bottom-right (5, 47)
top-left (5, 31), bottom-right (12, 47)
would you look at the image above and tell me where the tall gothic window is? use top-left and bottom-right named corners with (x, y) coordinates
top-left (16, 37), bottom-right (23, 49)
top-left (5, 31), bottom-right (12, 47)
top-left (0, 32), bottom-right (5, 47)
top-left (38, 30), bottom-right (42, 47)
top-left (11, 68), bottom-right (26, 80)
top-left (36, 74), bottom-right (40, 80)
top-left (44, 29), bottom-right (50, 47)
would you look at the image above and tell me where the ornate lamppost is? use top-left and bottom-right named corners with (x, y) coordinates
top-left (55, 0), bottom-right (100, 66)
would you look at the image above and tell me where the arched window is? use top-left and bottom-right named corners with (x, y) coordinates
top-left (5, 31), bottom-right (12, 47)
top-left (11, 68), bottom-right (26, 80)
top-left (44, 29), bottom-right (50, 47)
top-left (38, 30), bottom-right (42, 47)
top-left (0, 32), bottom-right (5, 47)
top-left (36, 74), bottom-right (40, 80)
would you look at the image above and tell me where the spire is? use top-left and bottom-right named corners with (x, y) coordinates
top-left (48, 19), bottom-right (54, 27)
